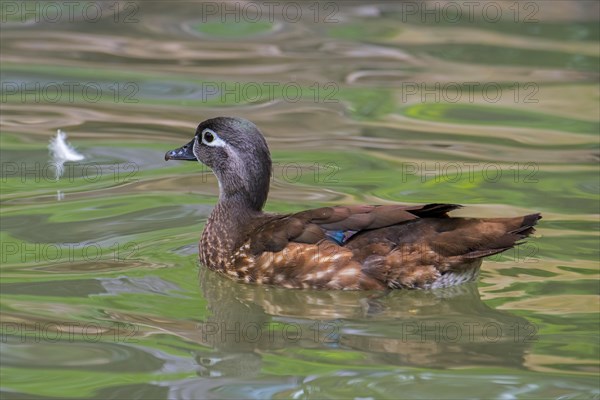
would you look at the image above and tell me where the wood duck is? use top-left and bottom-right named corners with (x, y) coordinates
top-left (165, 117), bottom-right (541, 290)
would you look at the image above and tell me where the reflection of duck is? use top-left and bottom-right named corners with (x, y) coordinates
top-left (165, 117), bottom-right (540, 289)
top-left (190, 266), bottom-right (533, 378)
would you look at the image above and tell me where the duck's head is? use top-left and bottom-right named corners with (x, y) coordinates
top-left (165, 117), bottom-right (272, 211)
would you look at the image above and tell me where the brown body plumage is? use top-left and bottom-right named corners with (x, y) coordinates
top-left (166, 117), bottom-right (541, 290)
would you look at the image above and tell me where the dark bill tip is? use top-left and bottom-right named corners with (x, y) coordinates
top-left (165, 138), bottom-right (197, 161)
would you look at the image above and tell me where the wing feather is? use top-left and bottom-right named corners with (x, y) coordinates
top-left (248, 203), bottom-right (457, 255)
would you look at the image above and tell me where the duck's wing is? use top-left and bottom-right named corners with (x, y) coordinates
top-left (248, 203), bottom-right (460, 255)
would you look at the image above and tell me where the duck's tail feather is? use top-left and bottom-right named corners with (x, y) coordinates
top-left (455, 213), bottom-right (542, 259)
top-left (509, 212), bottom-right (542, 236)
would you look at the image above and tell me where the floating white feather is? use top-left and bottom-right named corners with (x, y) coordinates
top-left (48, 129), bottom-right (85, 180)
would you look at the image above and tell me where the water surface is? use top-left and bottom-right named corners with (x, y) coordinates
top-left (1, 1), bottom-right (599, 399)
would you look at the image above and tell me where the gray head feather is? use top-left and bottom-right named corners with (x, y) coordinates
top-left (192, 117), bottom-right (272, 211)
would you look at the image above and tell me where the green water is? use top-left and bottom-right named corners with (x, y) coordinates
top-left (1, 1), bottom-right (599, 399)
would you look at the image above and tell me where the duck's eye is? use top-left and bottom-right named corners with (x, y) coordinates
top-left (203, 131), bottom-right (214, 143)
top-left (200, 128), bottom-right (225, 147)
top-left (201, 129), bottom-right (218, 144)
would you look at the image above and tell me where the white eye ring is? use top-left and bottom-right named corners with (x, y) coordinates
top-left (201, 128), bottom-right (226, 147)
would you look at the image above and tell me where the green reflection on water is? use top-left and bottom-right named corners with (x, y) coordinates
top-left (403, 103), bottom-right (599, 134)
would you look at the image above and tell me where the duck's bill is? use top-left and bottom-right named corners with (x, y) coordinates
top-left (165, 139), bottom-right (197, 161)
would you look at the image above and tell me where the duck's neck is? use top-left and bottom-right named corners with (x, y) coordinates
top-left (200, 192), bottom-right (263, 271)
